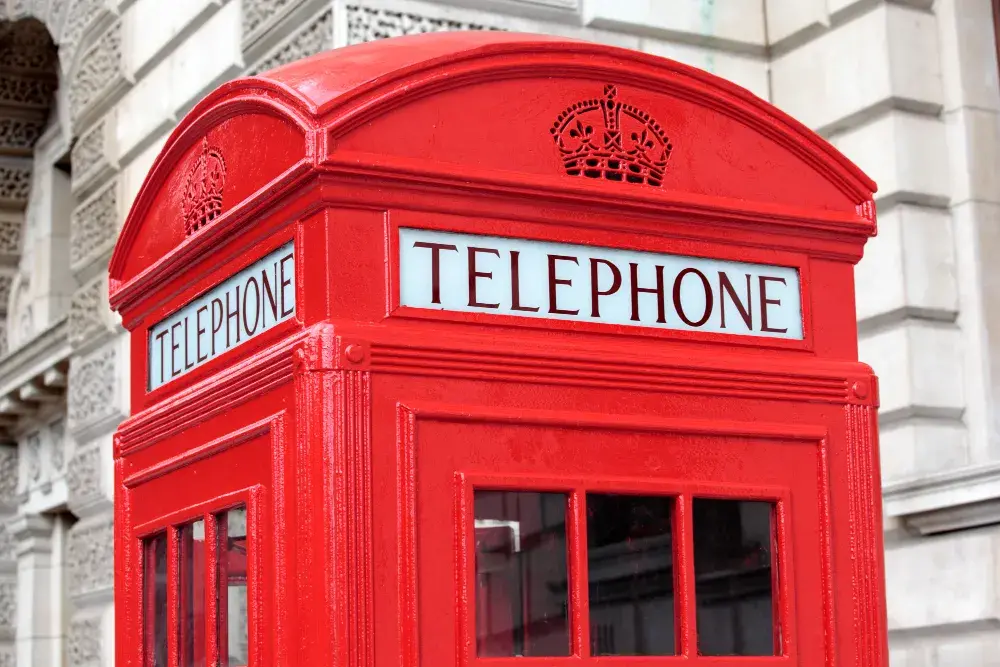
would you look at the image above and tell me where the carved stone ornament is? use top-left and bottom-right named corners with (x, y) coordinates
top-left (182, 138), bottom-right (226, 236)
top-left (248, 8), bottom-right (332, 76)
top-left (26, 430), bottom-right (40, 483)
top-left (345, 4), bottom-right (501, 44)
top-left (551, 85), bottom-right (673, 187)
top-left (0, 580), bottom-right (14, 627)
top-left (67, 514), bottom-right (113, 598)
top-left (68, 615), bottom-right (102, 666)
top-left (67, 344), bottom-right (117, 432)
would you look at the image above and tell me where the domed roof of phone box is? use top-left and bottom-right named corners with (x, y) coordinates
top-left (109, 31), bottom-right (876, 308)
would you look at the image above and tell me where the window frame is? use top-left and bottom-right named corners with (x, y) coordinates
top-left (456, 472), bottom-right (792, 665)
top-left (136, 485), bottom-right (264, 667)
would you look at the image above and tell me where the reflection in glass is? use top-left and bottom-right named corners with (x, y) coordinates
top-left (693, 499), bottom-right (777, 656)
top-left (217, 506), bottom-right (249, 667)
top-left (179, 520), bottom-right (206, 667)
top-left (587, 494), bottom-right (675, 656)
top-left (143, 532), bottom-right (168, 667)
top-left (474, 491), bottom-right (570, 657)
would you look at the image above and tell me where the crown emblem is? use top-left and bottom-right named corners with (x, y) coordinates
top-left (551, 85), bottom-right (672, 187)
top-left (182, 138), bottom-right (227, 236)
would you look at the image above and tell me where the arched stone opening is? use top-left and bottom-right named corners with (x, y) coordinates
top-left (0, 16), bottom-right (81, 667)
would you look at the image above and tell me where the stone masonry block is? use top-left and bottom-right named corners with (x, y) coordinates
top-left (584, 0), bottom-right (765, 50)
top-left (640, 39), bottom-right (768, 101)
top-left (770, 4), bottom-right (941, 133)
top-left (859, 320), bottom-right (964, 419)
top-left (830, 111), bottom-right (950, 207)
top-left (855, 204), bottom-right (957, 323)
top-left (885, 529), bottom-right (1000, 631)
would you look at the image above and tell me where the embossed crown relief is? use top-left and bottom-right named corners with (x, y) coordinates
top-left (182, 138), bottom-right (227, 236)
top-left (551, 85), bottom-right (672, 187)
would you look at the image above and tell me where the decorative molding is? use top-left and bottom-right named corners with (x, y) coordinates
top-left (345, 3), bottom-right (502, 44)
top-left (247, 7), bottom-right (332, 76)
top-left (369, 339), bottom-right (858, 404)
top-left (333, 370), bottom-right (372, 667)
top-left (68, 615), bottom-right (102, 667)
top-left (845, 404), bottom-right (888, 667)
top-left (116, 327), bottom-right (308, 455)
top-left (68, 20), bottom-right (130, 131)
top-left (69, 274), bottom-right (113, 350)
top-left (0, 317), bottom-right (68, 397)
top-left (70, 177), bottom-right (118, 274)
top-left (67, 513), bottom-right (113, 599)
top-left (883, 460), bottom-right (1000, 534)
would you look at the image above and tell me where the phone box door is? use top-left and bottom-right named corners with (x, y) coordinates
top-left (404, 407), bottom-right (827, 666)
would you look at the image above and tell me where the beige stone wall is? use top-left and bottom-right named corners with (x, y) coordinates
top-left (0, 0), bottom-right (994, 665)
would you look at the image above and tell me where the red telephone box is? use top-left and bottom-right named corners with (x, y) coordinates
top-left (108, 33), bottom-right (886, 667)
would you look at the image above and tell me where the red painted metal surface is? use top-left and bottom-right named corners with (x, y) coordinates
top-left (109, 32), bottom-right (886, 667)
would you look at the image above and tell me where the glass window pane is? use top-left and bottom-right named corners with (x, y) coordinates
top-left (693, 499), bottom-right (777, 656)
top-left (474, 491), bottom-right (569, 657)
top-left (587, 494), bottom-right (675, 656)
top-left (143, 532), bottom-right (168, 667)
top-left (179, 520), bottom-right (206, 667)
top-left (217, 506), bottom-right (249, 667)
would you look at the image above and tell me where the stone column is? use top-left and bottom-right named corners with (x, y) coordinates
top-left (10, 514), bottom-right (56, 667)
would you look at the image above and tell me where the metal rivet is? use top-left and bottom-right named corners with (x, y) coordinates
top-left (345, 344), bottom-right (365, 364)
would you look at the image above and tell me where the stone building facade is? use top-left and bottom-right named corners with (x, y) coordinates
top-left (0, 0), bottom-right (991, 665)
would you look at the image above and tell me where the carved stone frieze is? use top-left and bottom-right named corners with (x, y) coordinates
top-left (0, 274), bottom-right (12, 310)
top-left (345, 3), bottom-right (502, 44)
top-left (25, 430), bottom-right (39, 482)
top-left (0, 118), bottom-right (45, 157)
top-left (67, 514), bottom-right (113, 598)
top-left (69, 275), bottom-right (110, 349)
top-left (0, 17), bottom-right (57, 70)
top-left (67, 443), bottom-right (104, 515)
top-left (0, 165), bottom-right (31, 209)
top-left (58, 0), bottom-right (104, 73)
top-left (0, 522), bottom-right (12, 561)
top-left (248, 8), bottom-right (332, 76)
top-left (0, 447), bottom-right (15, 505)
top-left (70, 178), bottom-right (118, 272)
top-left (68, 20), bottom-right (125, 128)
top-left (68, 615), bottom-right (102, 666)
top-left (0, 580), bottom-right (14, 628)
top-left (0, 74), bottom-right (56, 109)
top-left (243, 0), bottom-right (297, 41)
top-left (67, 343), bottom-right (117, 433)
top-left (71, 115), bottom-right (111, 194)
top-left (0, 219), bottom-right (18, 256)
top-left (49, 418), bottom-right (65, 471)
